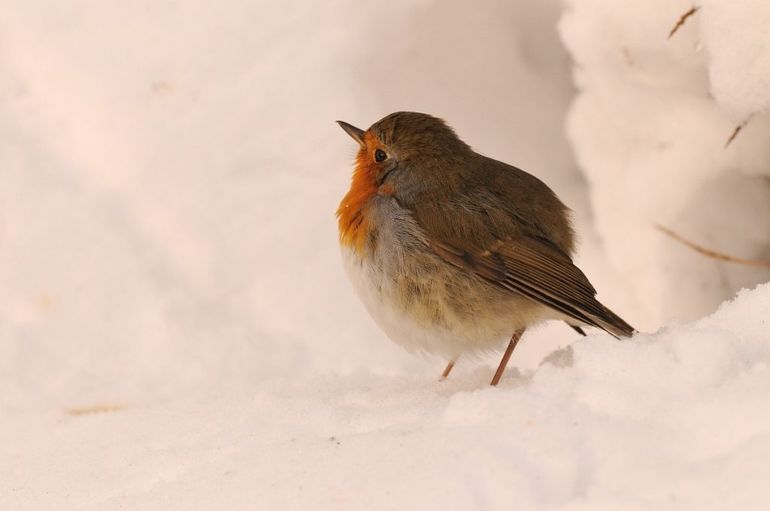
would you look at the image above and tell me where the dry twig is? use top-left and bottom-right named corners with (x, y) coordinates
top-left (668, 6), bottom-right (699, 39)
top-left (67, 404), bottom-right (126, 416)
top-left (725, 116), bottom-right (753, 147)
top-left (656, 224), bottom-right (770, 268)
top-left (725, 124), bottom-right (743, 147)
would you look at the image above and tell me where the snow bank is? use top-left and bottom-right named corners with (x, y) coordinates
top-left (4, 284), bottom-right (769, 509)
top-left (560, 0), bottom-right (770, 329)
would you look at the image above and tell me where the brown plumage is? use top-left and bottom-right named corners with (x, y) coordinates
top-left (337, 112), bottom-right (634, 386)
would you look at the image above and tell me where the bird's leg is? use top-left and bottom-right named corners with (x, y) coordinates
top-left (490, 329), bottom-right (525, 386)
top-left (440, 359), bottom-right (457, 380)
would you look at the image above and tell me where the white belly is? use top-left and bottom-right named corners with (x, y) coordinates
top-left (342, 248), bottom-right (531, 360)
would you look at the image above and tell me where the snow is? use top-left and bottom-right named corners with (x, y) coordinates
top-left (700, 0), bottom-right (770, 121)
top-left (5, 285), bottom-right (770, 509)
top-left (560, 0), bottom-right (770, 328)
top-left (2, 1), bottom-right (770, 509)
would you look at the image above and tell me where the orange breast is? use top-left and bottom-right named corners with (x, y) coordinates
top-left (337, 147), bottom-right (378, 255)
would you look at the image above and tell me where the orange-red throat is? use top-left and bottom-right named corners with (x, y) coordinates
top-left (337, 132), bottom-right (379, 255)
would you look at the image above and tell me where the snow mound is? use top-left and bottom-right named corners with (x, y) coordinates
top-left (560, 0), bottom-right (770, 329)
top-left (4, 284), bottom-right (769, 509)
top-left (700, 0), bottom-right (770, 121)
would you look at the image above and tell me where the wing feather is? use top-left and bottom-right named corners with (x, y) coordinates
top-left (428, 236), bottom-right (634, 338)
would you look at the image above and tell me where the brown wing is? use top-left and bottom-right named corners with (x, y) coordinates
top-left (428, 235), bottom-right (635, 338)
top-left (396, 151), bottom-right (632, 337)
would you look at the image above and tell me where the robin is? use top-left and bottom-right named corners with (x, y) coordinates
top-left (336, 112), bottom-right (634, 386)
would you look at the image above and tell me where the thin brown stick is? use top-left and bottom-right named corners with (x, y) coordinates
top-left (441, 359), bottom-right (456, 379)
top-left (725, 124), bottom-right (743, 147)
top-left (725, 116), bottom-right (753, 147)
top-left (656, 224), bottom-right (770, 268)
top-left (668, 6), bottom-right (699, 39)
top-left (491, 329), bottom-right (524, 386)
top-left (67, 403), bottom-right (126, 416)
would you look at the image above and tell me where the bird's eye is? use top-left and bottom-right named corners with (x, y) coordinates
top-left (374, 149), bottom-right (388, 163)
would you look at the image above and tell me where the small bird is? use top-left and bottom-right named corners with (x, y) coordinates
top-left (336, 112), bottom-right (634, 385)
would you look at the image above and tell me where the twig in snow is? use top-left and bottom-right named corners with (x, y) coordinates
top-left (67, 403), bottom-right (126, 416)
top-left (668, 6), bottom-right (699, 39)
top-left (725, 117), bottom-right (752, 147)
top-left (656, 224), bottom-right (770, 269)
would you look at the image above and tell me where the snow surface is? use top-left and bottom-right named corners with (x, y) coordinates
top-left (2, 1), bottom-right (770, 509)
top-left (4, 285), bottom-right (770, 509)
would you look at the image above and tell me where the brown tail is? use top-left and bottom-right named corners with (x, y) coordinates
top-left (581, 300), bottom-right (635, 338)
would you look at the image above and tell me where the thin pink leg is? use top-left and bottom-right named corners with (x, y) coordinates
top-left (490, 329), bottom-right (524, 386)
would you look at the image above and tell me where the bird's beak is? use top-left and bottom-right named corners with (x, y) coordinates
top-left (336, 120), bottom-right (366, 147)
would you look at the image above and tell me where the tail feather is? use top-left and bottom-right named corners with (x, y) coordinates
top-left (582, 300), bottom-right (635, 338)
